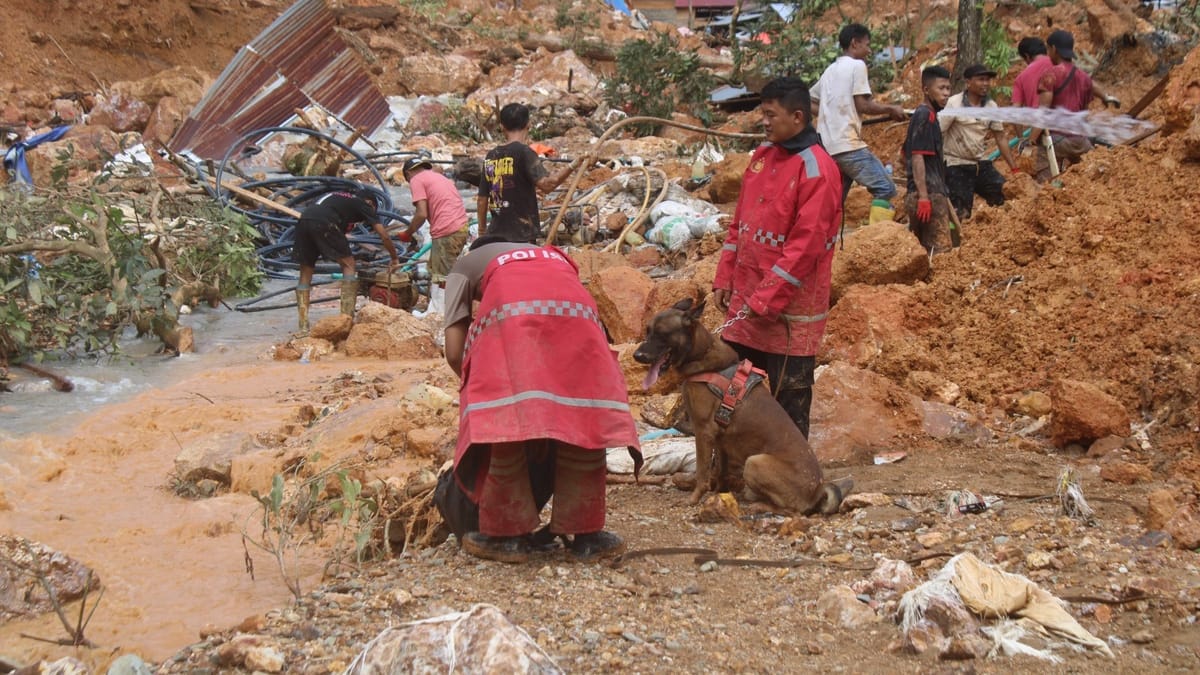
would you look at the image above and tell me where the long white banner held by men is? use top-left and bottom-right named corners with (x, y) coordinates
top-left (937, 107), bottom-right (1156, 144)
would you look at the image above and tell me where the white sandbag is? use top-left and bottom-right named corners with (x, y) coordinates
top-left (607, 437), bottom-right (696, 475)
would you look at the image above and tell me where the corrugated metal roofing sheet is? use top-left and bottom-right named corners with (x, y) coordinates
top-left (169, 0), bottom-right (389, 159)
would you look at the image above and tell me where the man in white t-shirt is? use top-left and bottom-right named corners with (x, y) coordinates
top-left (810, 23), bottom-right (907, 224)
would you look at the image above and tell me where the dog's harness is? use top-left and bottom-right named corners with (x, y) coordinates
top-left (686, 359), bottom-right (769, 427)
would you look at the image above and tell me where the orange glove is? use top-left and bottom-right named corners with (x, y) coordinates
top-left (396, 230), bottom-right (413, 243)
top-left (1011, 166), bottom-right (1021, 175)
top-left (916, 199), bottom-right (932, 223)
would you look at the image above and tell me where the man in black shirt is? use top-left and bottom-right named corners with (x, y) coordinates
top-left (477, 104), bottom-right (575, 243)
top-left (293, 188), bottom-right (399, 331)
top-left (903, 66), bottom-right (961, 255)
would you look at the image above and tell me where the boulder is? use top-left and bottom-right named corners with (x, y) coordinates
top-left (809, 361), bottom-right (924, 465)
top-left (905, 370), bottom-right (960, 405)
top-left (625, 244), bottom-right (662, 269)
top-left (142, 95), bottom-right (186, 146)
top-left (568, 247), bottom-right (629, 284)
top-left (1086, 435), bottom-right (1126, 458)
top-left (1165, 503), bottom-right (1200, 550)
top-left (707, 153), bottom-right (750, 203)
top-left (640, 393), bottom-right (682, 429)
top-left (1099, 459), bottom-right (1153, 485)
top-left (644, 277), bottom-right (701, 318)
top-left (344, 302), bottom-right (440, 360)
top-left (25, 125), bottom-right (122, 187)
top-left (1085, 0), bottom-right (1145, 48)
top-left (1014, 390), bottom-right (1052, 418)
top-left (1146, 489), bottom-right (1178, 531)
top-left (1049, 379), bottom-right (1131, 447)
top-left (174, 432), bottom-right (254, 485)
top-left (111, 65), bottom-right (211, 109)
top-left (817, 585), bottom-right (879, 628)
top-left (88, 91), bottom-right (153, 133)
top-left (820, 284), bottom-right (922, 369)
top-left (311, 314), bottom-right (354, 343)
top-left (468, 49), bottom-right (601, 110)
top-left (406, 426), bottom-right (454, 459)
top-left (831, 221), bottom-right (929, 302)
top-left (0, 535), bottom-right (100, 622)
top-left (345, 604), bottom-right (560, 674)
top-left (589, 266), bottom-right (653, 344)
top-left (49, 98), bottom-right (83, 124)
top-left (1163, 45), bottom-right (1200, 133)
top-left (843, 185), bottom-right (873, 225)
top-left (398, 54), bottom-right (481, 96)
top-left (1182, 114), bottom-right (1200, 162)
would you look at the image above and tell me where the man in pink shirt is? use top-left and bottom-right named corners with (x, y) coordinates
top-left (1011, 37), bottom-right (1052, 108)
top-left (399, 156), bottom-right (470, 316)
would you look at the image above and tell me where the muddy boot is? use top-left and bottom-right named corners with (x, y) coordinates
top-left (339, 277), bottom-right (358, 320)
top-left (462, 532), bottom-right (532, 564)
top-left (295, 286), bottom-right (311, 333)
top-left (868, 199), bottom-right (895, 225)
top-left (568, 530), bottom-right (626, 561)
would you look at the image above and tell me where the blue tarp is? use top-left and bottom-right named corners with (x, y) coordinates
top-left (3, 125), bottom-right (72, 186)
top-left (604, 0), bottom-right (631, 15)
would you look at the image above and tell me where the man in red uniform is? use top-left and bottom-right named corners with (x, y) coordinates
top-left (443, 235), bottom-right (641, 563)
top-left (712, 77), bottom-right (843, 438)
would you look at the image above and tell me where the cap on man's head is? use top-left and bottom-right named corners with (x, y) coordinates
top-left (402, 156), bottom-right (433, 175)
top-left (963, 64), bottom-right (997, 79)
top-left (1047, 29), bottom-right (1075, 60)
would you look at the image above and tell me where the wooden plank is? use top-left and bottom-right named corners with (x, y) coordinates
top-left (205, 175), bottom-right (302, 218)
top-left (1127, 71), bottom-right (1171, 120)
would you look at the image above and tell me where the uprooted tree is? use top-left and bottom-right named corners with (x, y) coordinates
top-left (0, 186), bottom-right (261, 363)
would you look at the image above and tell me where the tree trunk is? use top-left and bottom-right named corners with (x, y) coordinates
top-left (954, 0), bottom-right (983, 90)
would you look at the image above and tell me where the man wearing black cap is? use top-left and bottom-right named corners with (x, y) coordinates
top-left (940, 64), bottom-right (1020, 219)
top-left (1031, 29), bottom-right (1121, 180)
top-left (399, 156), bottom-right (470, 317)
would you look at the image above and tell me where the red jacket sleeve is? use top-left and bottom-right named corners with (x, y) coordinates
top-left (746, 171), bottom-right (840, 319)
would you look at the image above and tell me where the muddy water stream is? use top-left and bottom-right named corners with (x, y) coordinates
top-left (0, 285), bottom-right (424, 667)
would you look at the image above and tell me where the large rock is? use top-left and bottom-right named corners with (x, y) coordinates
top-left (831, 221), bottom-right (929, 302)
top-left (1146, 489), bottom-right (1178, 530)
top-left (398, 54), bottom-right (481, 96)
top-left (468, 49), bottom-right (601, 110)
top-left (589, 266), bottom-right (653, 344)
top-left (345, 604), bottom-right (561, 674)
top-left (174, 432), bottom-right (254, 485)
top-left (1165, 503), bottom-right (1200, 550)
top-left (843, 185), bottom-right (873, 225)
top-left (821, 284), bottom-right (923, 370)
top-left (1049, 379), bottom-right (1131, 447)
top-left (817, 585), bottom-right (879, 628)
top-left (1162, 44), bottom-right (1200, 133)
top-left (1085, 0), bottom-right (1146, 48)
top-left (707, 153), bottom-right (750, 203)
top-left (25, 125), bottom-right (122, 187)
top-left (810, 361), bottom-right (925, 465)
top-left (111, 65), bottom-right (211, 109)
top-left (568, 248), bottom-right (629, 284)
top-left (0, 535), bottom-right (100, 622)
top-left (311, 314), bottom-right (354, 343)
top-left (88, 91), bottom-right (153, 133)
top-left (644, 277), bottom-right (701, 318)
top-left (142, 95), bottom-right (186, 146)
top-left (344, 302), bottom-right (440, 360)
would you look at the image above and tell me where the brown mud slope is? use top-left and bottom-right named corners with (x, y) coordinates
top-left (891, 136), bottom-right (1200, 453)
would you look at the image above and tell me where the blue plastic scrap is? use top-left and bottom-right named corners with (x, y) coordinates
top-left (3, 125), bottom-right (72, 186)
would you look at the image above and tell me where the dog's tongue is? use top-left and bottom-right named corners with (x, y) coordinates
top-left (642, 354), bottom-right (668, 391)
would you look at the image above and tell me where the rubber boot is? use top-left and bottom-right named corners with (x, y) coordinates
top-left (868, 199), bottom-right (896, 225)
top-left (339, 277), bottom-right (358, 320)
top-left (295, 286), bottom-right (311, 333)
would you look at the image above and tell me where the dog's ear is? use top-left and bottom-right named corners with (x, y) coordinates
top-left (671, 298), bottom-right (695, 312)
top-left (687, 299), bottom-right (706, 321)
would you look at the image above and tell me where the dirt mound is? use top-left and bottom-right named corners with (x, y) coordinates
top-left (882, 137), bottom-right (1200, 447)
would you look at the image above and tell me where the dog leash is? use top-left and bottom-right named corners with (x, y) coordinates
top-left (713, 308), bottom-right (748, 335)
top-left (611, 547), bottom-right (955, 570)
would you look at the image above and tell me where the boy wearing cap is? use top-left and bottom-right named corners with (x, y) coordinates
top-left (1031, 29), bottom-right (1121, 181)
top-left (399, 157), bottom-right (469, 317)
top-left (940, 64), bottom-right (1020, 220)
top-left (478, 103), bottom-right (575, 244)
top-left (903, 66), bottom-right (961, 255)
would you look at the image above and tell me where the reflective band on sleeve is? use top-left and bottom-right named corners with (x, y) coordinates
top-left (781, 311), bottom-right (829, 323)
top-left (464, 390), bottom-right (631, 414)
top-left (771, 264), bottom-right (802, 287)
top-left (722, 243), bottom-right (737, 251)
top-left (799, 147), bottom-right (821, 179)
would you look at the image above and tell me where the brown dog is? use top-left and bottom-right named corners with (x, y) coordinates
top-left (634, 298), bottom-right (848, 515)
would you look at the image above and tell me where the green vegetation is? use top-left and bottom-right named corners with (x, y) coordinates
top-left (982, 15), bottom-right (1018, 79)
top-left (603, 33), bottom-right (716, 134)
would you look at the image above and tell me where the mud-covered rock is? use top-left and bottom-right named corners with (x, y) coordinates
top-left (111, 65), bottom-right (211, 109)
top-left (407, 426), bottom-right (454, 459)
top-left (640, 393), bottom-right (682, 429)
top-left (905, 370), bottom-right (961, 405)
top-left (568, 248), bottom-right (629, 284)
top-left (88, 90), bottom-right (152, 133)
top-left (143, 95), bottom-right (186, 146)
top-left (398, 54), bottom-right (481, 96)
top-left (311, 314), bottom-right (354, 343)
top-left (843, 185), bottom-right (873, 225)
top-left (821, 284), bottom-right (923, 370)
top-left (831, 221), bottom-right (929, 301)
top-left (0, 535), bottom-right (100, 622)
top-left (1049, 379), bottom-right (1131, 447)
top-left (817, 585), bottom-right (878, 628)
top-left (810, 361), bottom-right (924, 465)
top-left (174, 432), bottom-right (253, 485)
top-left (345, 302), bottom-right (439, 360)
top-left (25, 124), bottom-right (122, 187)
top-left (707, 153), bottom-right (750, 204)
top-left (1100, 459), bottom-right (1153, 484)
top-left (1165, 503), bottom-right (1200, 550)
top-left (468, 49), bottom-right (600, 111)
top-left (589, 266), bottom-right (653, 344)
top-left (644, 277), bottom-right (701, 318)
top-left (1146, 489), bottom-right (1178, 531)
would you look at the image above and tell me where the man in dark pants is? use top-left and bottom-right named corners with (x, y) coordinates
top-left (712, 78), bottom-right (843, 438)
top-left (940, 64), bottom-right (1020, 219)
top-left (293, 189), bottom-right (399, 332)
